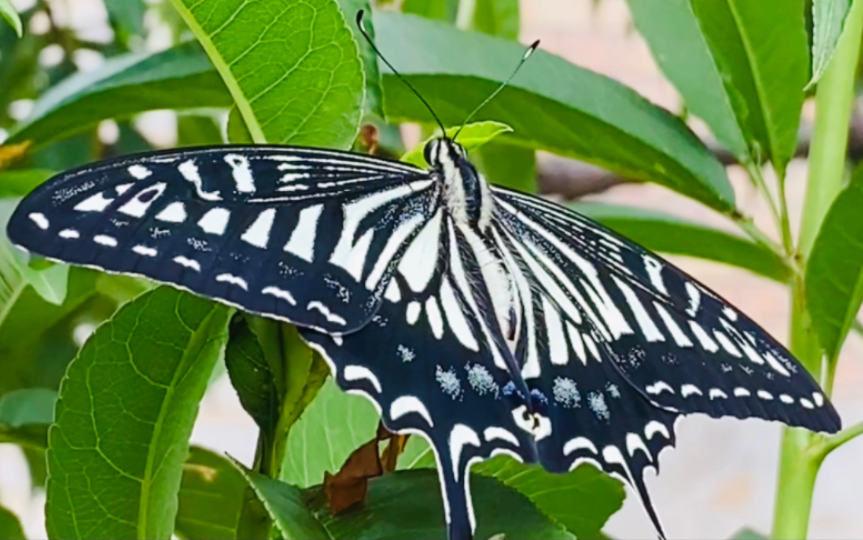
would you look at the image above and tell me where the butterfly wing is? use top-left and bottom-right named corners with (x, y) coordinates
top-left (8, 146), bottom-right (436, 333)
top-left (300, 211), bottom-right (541, 540)
top-left (492, 187), bottom-right (840, 430)
top-left (490, 186), bottom-right (841, 538)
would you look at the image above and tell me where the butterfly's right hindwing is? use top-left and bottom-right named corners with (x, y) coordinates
top-left (8, 146), bottom-right (436, 333)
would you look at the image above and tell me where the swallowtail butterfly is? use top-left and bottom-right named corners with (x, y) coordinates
top-left (6, 13), bottom-right (840, 540)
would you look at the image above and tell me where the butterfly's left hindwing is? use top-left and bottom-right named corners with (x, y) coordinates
top-left (300, 212), bottom-right (540, 540)
top-left (8, 146), bottom-right (435, 333)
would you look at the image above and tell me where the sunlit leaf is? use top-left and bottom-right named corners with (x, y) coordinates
top-left (168, 0), bottom-right (364, 147)
top-left (401, 120), bottom-right (513, 167)
top-left (0, 0), bottom-right (21, 38)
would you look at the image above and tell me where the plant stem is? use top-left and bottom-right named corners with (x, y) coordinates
top-left (771, 277), bottom-right (824, 539)
top-left (771, 3), bottom-right (863, 538)
top-left (734, 214), bottom-right (787, 262)
top-left (821, 420), bottom-right (863, 454)
top-left (798, 0), bottom-right (863, 258)
top-left (745, 163), bottom-right (786, 251)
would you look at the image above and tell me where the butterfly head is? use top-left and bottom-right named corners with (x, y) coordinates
top-left (424, 137), bottom-right (467, 169)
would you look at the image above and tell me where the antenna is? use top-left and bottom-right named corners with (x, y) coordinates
top-left (356, 11), bottom-right (448, 137)
top-left (453, 40), bottom-right (540, 141)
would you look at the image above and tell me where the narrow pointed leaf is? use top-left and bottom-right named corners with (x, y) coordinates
top-left (46, 287), bottom-right (232, 539)
top-left (806, 165), bottom-right (863, 360)
top-left (7, 42), bottom-right (229, 147)
top-left (627, 0), bottom-right (808, 174)
top-left (167, 0), bottom-right (364, 147)
top-left (573, 203), bottom-right (791, 282)
top-left (375, 12), bottom-right (735, 212)
top-left (809, 0), bottom-right (853, 87)
top-left (0, 0), bottom-right (21, 37)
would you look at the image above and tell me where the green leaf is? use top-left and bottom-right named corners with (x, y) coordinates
top-left (573, 203), bottom-right (791, 283)
top-left (280, 377), bottom-right (378, 487)
top-left (245, 317), bottom-right (329, 476)
top-left (627, 0), bottom-right (808, 174)
top-left (0, 504), bottom-right (25, 540)
top-left (0, 388), bottom-right (55, 449)
top-left (176, 447), bottom-right (247, 540)
top-left (46, 286), bottom-right (232, 539)
top-left (227, 106), bottom-right (253, 144)
top-left (17, 262), bottom-right (69, 306)
top-left (0, 169), bottom-right (54, 198)
top-left (177, 114), bottom-right (224, 147)
top-left (7, 42), bottom-right (230, 148)
top-left (0, 388), bottom-right (56, 426)
top-left (0, 0), bottom-right (22, 38)
top-left (105, 0), bottom-right (147, 40)
top-left (233, 459), bottom-right (332, 540)
top-left (729, 527), bottom-right (768, 540)
top-left (225, 320), bottom-right (279, 436)
top-left (375, 12), bottom-right (735, 213)
top-left (403, 0), bottom-right (458, 23)
top-left (473, 456), bottom-right (624, 540)
top-left (806, 164), bottom-right (863, 360)
top-left (307, 469), bottom-right (575, 539)
top-left (474, 141), bottom-right (536, 193)
top-left (809, 0), bottom-right (853, 88)
top-left (1, 201), bottom-right (68, 308)
top-left (473, 0), bottom-right (520, 39)
top-left (168, 0), bottom-right (364, 147)
top-left (400, 438), bottom-right (624, 539)
top-left (401, 120), bottom-right (513, 167)
top-left (335, 0), bottom-right (384, 120)
top-left (0, 266), bottom-right (104, 398)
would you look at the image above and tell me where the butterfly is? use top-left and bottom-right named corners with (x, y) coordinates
top-left (5, 13), bottom-right (841, 540)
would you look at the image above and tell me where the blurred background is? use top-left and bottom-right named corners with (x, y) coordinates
top-left (0, 0), bottom-right (861, 538)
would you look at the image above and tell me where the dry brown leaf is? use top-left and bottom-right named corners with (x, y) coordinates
top-left (324, 422), bottom-right (413, 514)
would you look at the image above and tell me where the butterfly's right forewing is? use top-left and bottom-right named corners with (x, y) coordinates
top-left (8, 146), bottom-right (437, 333)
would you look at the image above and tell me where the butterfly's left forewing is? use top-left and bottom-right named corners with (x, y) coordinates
top-left (8, 146), bottom-right (436, 333)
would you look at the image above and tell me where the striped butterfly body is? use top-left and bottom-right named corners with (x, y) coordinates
top-left (8, 137), bottom-right (840, 540)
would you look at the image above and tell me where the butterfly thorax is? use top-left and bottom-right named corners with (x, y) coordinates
top-left (426, 138), bottom-right (519, 348)
top-left (425, 138), bottom-right (494, 232)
